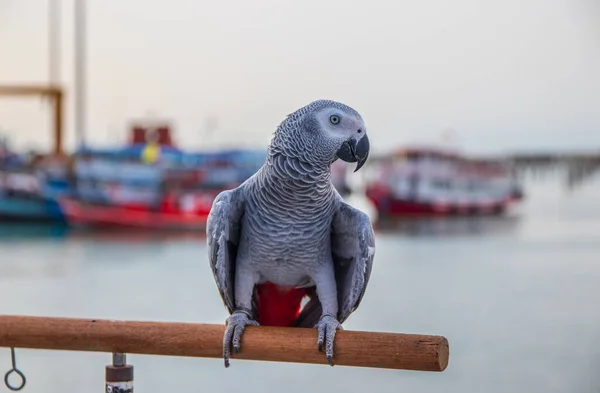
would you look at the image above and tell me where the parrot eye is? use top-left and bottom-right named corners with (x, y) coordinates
top-left (329, 115), bottom-right (341, 125)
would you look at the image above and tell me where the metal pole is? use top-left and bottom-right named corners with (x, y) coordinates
top-left (106, 353), bottom-right (133, 393)
top-left (74, 0), bottom-right (87, 148)
top-left (48, 0), bottom-right (60, 83)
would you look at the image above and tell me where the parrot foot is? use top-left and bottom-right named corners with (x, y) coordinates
top-left (223, 310), bottom-right (259, 368)
top-left (315, 314), bottom-right (343, 366)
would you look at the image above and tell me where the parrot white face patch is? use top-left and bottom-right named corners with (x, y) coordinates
top-left (314, 107), bottom-right (365, 141)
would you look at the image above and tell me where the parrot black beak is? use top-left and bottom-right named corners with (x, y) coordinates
top-left (336, 133), bottom-right (370, 172)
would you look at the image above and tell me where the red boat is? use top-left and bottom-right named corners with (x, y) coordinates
top-left (58, 120), bottom-right (231, 230)
top-left (364, 146), bottom-right (524, 218)
top-left (59, 190), bottom-right (215, 230)
top-left (59, 158), bottom-right (225, 230)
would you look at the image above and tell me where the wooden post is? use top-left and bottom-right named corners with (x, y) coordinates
top-left (53, 88), bottom-right (64, 156)
top-left (0, 315), bottom-right (449, 372)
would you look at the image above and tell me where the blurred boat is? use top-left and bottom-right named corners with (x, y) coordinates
top-left (0, 190), bottom-right (64, 222)
top-left (364, 146), bottom-right (524, 217)
top-left (59, 120), bottom-right (266, 230)
top-left (59, 161), bottom-right (218, 230)
top-left (0, 158), bottom-right (69, 222)
top-left (0, 134), bottom-right (72, 222)
top-left (59, 194), bottom-right (213, 230)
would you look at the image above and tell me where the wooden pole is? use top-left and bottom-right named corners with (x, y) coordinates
top-left (0, 84), bottom-right (65, 156)
top-left (53, 89), bottom-right (64, 156)
top-left (0, 315), bottom-right (449, 372)
top-left (0, 85), bottom-right (62, 96)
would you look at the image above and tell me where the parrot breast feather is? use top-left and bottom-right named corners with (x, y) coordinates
top-left (295, 200), bottom-right (376, 328)
top-left (206, 188), bottom-right (245, 315)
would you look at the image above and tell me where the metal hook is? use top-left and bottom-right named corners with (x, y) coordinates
top-left (4, 348), bottom-right (26, 391)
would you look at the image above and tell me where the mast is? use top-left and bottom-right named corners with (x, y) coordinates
top-left (48, 0), bottom-right (60, 83)
top-left (74, 0), bottom-right (87, 148)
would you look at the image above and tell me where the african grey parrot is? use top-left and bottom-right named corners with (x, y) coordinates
top-left (206, 99), bottom-right (375, 367)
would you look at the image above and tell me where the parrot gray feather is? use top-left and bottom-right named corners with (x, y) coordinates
top-left (332, 201), bottom-right (376, 322)
top-left (206, 188), bottom-right (246, 314)
top-left (294, 198), bottom-right (376, 328)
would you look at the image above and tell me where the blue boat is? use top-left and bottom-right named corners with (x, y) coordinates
top-left (0, 169), bottom-right (69, 222)
top-left (0, 193), bottom-right (64, 221)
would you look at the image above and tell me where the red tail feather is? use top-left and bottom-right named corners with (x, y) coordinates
top-left (256, 282), bottom-right (308, 327)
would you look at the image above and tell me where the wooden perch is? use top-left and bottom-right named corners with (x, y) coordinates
top-left (0, 315), bottom-right (449, 371)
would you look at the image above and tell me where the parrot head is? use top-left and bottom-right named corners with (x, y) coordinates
top-left (272, 100), bottom-right (370, 172)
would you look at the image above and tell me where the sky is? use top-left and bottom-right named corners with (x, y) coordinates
top-left (0, 0), bottom-right (599, 155)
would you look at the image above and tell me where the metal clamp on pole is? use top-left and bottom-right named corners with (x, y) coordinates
top-left (105, 353), bottom-right (133, 393)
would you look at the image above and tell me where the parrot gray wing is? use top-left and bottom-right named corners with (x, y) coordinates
top-left (295, 199), bottom-right (375, 327)
top-left (206, 187), bottom-right (246, 315)
top-left (331, 201), bottom-right (376, 323)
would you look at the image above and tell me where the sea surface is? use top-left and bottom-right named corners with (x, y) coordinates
top-left (1, 175), bottom-right (599, 393)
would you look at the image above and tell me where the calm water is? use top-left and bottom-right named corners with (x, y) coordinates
top-left (1, 176), bottom-right (600, 393)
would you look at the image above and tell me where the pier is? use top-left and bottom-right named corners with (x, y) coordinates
top-left (507, 152), bottom-right (600, 190)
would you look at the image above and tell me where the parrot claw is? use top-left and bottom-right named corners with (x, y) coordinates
top-left (315, 314), bottom-right (342, 366)
top-left (223, 311), bottom-right (259, 368)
